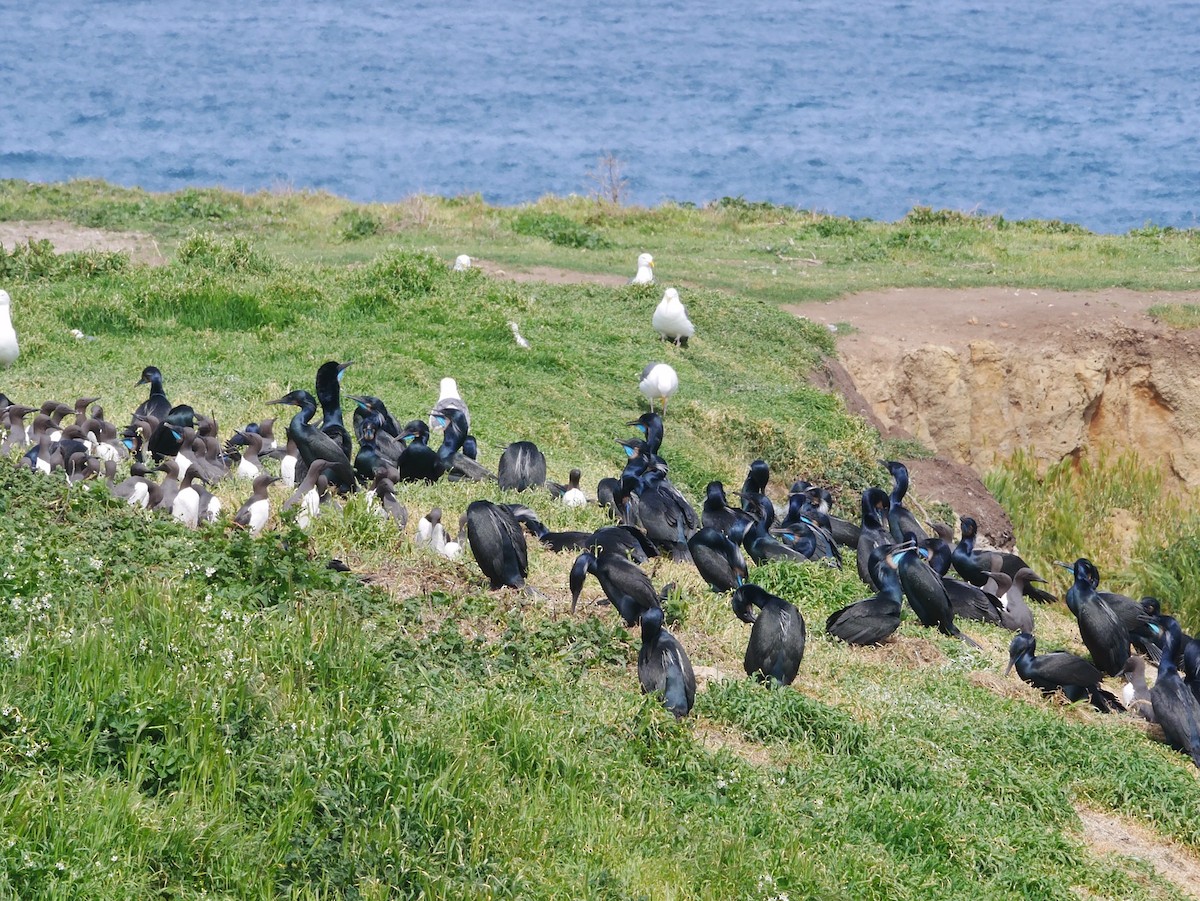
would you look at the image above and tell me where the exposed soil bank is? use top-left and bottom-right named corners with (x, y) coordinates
top-left (800, 287), bottom-right (1200, 495)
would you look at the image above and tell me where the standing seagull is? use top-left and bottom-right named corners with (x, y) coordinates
top-left (630, 252), bottom-right (655, 284)
top-left (0, 289), bottom-right (18, 368)
top-left (639, 363), bottom-right (678, 415)
top-left (652, 288), bottom-right (695, 347)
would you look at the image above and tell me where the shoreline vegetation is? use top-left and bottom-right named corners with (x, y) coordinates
top-left (1, 179), bottom-right (1199, 898)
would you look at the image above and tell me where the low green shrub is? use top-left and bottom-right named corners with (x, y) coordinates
top-left (512, 211), bottom-right (609, 249)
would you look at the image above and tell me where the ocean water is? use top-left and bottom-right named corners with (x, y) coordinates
top-left (2, 0), bottom-right (1197, 233)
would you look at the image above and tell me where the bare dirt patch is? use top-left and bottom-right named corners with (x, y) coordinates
top-left (794, 286), bottom-right (1185, 352)
top-left (692, 719), bottom-right (780, 767)
top-left (471, 258), bottom-right (628, 286)
top-left (1076, 805), bottom-right (1200, 900)
top-left (0, 220), bottom-right (167, 266)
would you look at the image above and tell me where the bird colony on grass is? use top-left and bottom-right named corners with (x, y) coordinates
top-left (2, 259), bottom-right (1199, 767)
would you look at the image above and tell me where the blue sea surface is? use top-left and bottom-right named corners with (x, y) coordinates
top-left (2, 0), bottom-right (1198, 232)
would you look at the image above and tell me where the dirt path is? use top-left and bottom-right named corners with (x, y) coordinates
top-left (471, 258), bottom-right (629, 286)
top-left (792, 286), bottom-right (1196, 353)
top-left (0, 220), bottom-right (167, 265)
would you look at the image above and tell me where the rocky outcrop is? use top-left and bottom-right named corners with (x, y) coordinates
top-left (840, 322), bottom-right (1200, 488)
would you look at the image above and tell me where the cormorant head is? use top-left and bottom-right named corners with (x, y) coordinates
top-left (136, 366), bottom-right (163, 388)
top-left (1005, 631), bottom-right (1036, 674)
top-left (268, 389), bottom-right (316, 410)
top-left (569, 551), bottom-right (597, 613)
top-left (640, 605), bottom-right (665, 642)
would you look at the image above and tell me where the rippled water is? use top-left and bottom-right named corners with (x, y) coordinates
top-left (3, 0), bottom-right (1197, 232)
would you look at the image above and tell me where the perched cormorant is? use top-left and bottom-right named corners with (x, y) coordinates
top-left (626, 412), bottom-right (664, 456)
top-left (133, 366), bottom-right (171, 423)
top-left (587, 525), bottom-right (659, 563)
top-left (1150, 631), bottom-right (1200, 768)
top-left (687, 527), bottom-right (748, 592)
top-left (268, 389), bottom-right (357, 494)
top-left (464, 500), bottom-right (529, 591)
top-left (856, 487), bottom-right (892, 587)
top-left (1006, 632), bottom-right (1124, 713)
top-left (893, 544), bottom-right (980, 648)
top-left (638, 606), bottom-right (696, 717)
top-left (882, 460), bottom-right (927, 543)
top-left (315, 360), bottom-right (354, 461)
top-left (732, 583), bottom-right (806, 687)
top-left (827, 551), bottom-right (905, 646)
top-left (740, 519), bottom-right (810, 565)
top-left (1056, 558), bottom-right (1147, 676)
top-left (701, 481), bottom-right (754, 537)
top-left (954, 516), bottom-right (1056, 603)
top-left (498, 441), bottom-right (547, 491)
top-left (632, 468), bottom-right (697, 562)
top-left (569, 550), bottom-right (661, 626)
top-left (741, 459), bottom-right (770, 500)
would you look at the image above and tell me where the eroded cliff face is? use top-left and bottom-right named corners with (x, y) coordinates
top-left (841, 323), bottom-right (1200, 487)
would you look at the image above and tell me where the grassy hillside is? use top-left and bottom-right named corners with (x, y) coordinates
top-left (1, 181), bottom-right (1199, 899)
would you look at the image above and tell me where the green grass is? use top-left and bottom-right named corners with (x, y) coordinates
top-left (987, 450), bottom-right (1200, 633)
top-left (1148, 303), bottom-right (1200, 329)
top-left (3, 179), bottom-right (1200, 308)
top-left (1, 181), bottom-right (1199, 898)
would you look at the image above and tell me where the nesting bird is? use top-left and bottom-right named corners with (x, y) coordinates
top-left (631, 252), bottom-right (655, 284)
top-left (638, 363), bottom-right (678, 415)
top-left (651, 288), bottom-right (694, 347)
top-left (0, 289), bottom-right (19, 368)
top-left (453, 254), bottom-right (472, 271)
top-left (233, 473), bottom-right (279, 536)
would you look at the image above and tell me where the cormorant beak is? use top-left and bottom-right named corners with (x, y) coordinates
top-left (337, 361), bottom-right (354, 379)
top-left (1004, 659), bottom-right (1016, 676)
top-left (135, 376), bottom-right (148, 387)
top-left (1052, 561), bottom-right (1073, 571)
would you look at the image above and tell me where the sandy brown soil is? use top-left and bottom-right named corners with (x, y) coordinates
top-left (1077, 805), bottom-right (1200, 900)
top-left (471, 258), bottom-right (628, 286)
top-left (0, 220), bottom-right (167, 265)
top-left (792, 286), bottom-right (1195, 351)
